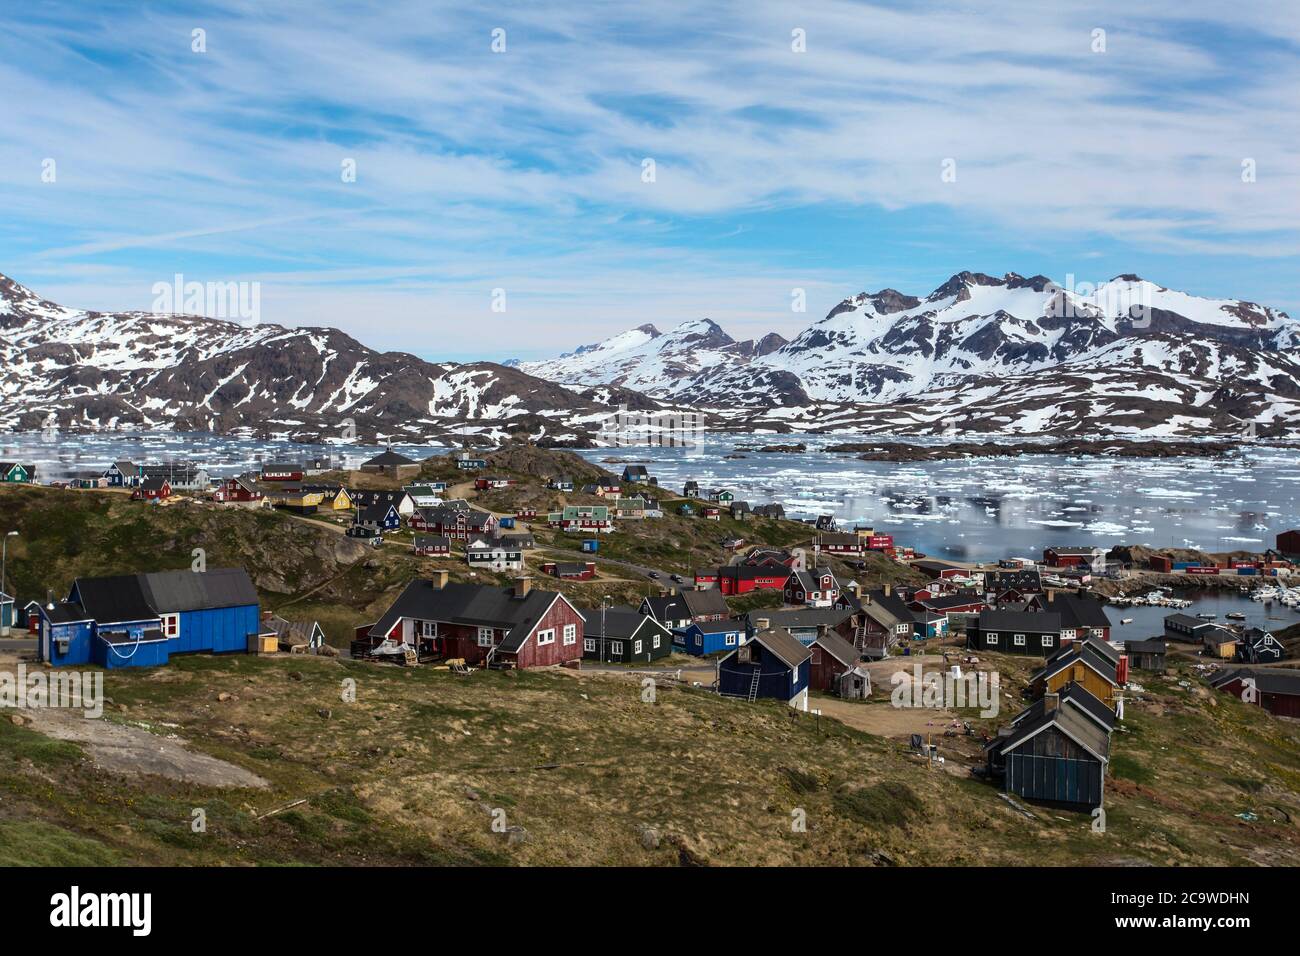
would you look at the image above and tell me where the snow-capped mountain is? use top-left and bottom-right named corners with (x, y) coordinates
top-left (0, 272), bottom-right (666, 444)
top-left (517, 318), bottom-right (786, 393)
top-left (521, 271), bottom-right (1300, 437)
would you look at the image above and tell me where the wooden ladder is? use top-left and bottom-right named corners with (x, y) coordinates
top-left (747, 665), bottom-right (762, 702)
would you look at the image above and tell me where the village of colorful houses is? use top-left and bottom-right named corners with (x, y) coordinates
top-left (2, 448), bottom-right (1299, 820)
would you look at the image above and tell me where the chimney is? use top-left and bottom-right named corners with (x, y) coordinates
top-left (884, 583), bottom-right (892, 597)
top-left (514, 576), bottom-right (532, 599)
top-left (848, 581), bottom-right (861, 597)
top-left (1043, 692), bottom-right (1059, 714)
top-left (1046, 588), bottom-right (1056, 603)
top-left (432, 569), bottom-right (449, 590)
top-left (817, 624), bottom-right (828, 639)
top-left (46, 588), bottom-right (55, 611)
top-left (755, 617), bottom-right (770, 632)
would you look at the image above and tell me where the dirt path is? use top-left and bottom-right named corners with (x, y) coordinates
top-left (17, 706), bottom-right (268, 789)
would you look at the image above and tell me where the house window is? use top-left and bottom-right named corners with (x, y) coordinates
top-left (1043, 635), bottom-right (1054, 647)
top-left (1061, 629), bottom-right (1075, 640)
top-left (987, 633), bottom-right (999, 645)
top-left (726, 634), bottom-right (737, 646)
top-left (652, 635), bottom-right (661, 649)
top-left (1014, 634), bottom-right (1026, 646)
top-left (161, 613), bottom-right (179, 637)
top-left (612, 641), bottom-right (624, 655)
top-left (563, 624), bottom-right (577, 646)
top-left (796, 592), bottom-right (804, 601)
top-left (421, 621), bottom-right (436, 638)
top-left (811, 591), bottom-right (820, 600)
top-left (634, 640), bottom-right (643, 654)
top-left (477, 627), bottom-right (493, 647)
top-left (584, 638), bottom-right (596, 653)
top-left (536, 628), bottom-right (555, 646)
top-left (695, 635), bottom-right (703, 647)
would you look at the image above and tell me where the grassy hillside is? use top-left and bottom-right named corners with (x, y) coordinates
top-left (2, 645), bottom-right (1298, 866)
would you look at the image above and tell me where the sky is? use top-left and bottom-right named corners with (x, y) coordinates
top-left (1, 0), bottom-right (1297, 362)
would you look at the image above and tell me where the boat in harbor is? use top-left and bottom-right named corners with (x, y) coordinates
top-left (1226, 611), bottom-right (1246, 621)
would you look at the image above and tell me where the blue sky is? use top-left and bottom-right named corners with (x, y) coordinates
top-left (1, 0), bottom-right (1297, 362)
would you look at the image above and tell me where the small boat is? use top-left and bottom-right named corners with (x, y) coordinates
top-left (1197, 612), bottom-right (1217, 620)
top-left (1226, 611), bottom-right (1246, 621)
top-left (1120, 617), bottom-right (1133, 624)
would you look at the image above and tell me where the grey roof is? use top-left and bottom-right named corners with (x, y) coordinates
top-left (1011, 684), bottom-right (1117, 734)
top-left (139, 568), bottom-right (259, 613)
top-left (679, 588), bottom-right (729, 619)
top-left (368, 580), bottom-right (576, 654)
top-left (681, 618), bottom-right (745, 634)
top-left (1124, 638), bottom-right (1167, 654)
top-left (748, 627), bottom-right (813, 670)
top-left (580, 608), bottom-right (668, 641)
top-left (998, 702), bottom-right (1111, 763)
top-left (413, 535), bottom-right (450, 548)
top-left (745, 606), bottom-right (853, 631)
top-left (1211, 667), bottom-right (1300, 695)
top-left (809, 629), bottom-right (861, 667)
top-left (1032, 642), bottom-right (1118, 685)
top-left (1165, 612), bottom-right (1212, 629)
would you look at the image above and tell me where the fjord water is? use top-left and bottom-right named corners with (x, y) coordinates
top-left (575, 436), bottom-right (1300, 563)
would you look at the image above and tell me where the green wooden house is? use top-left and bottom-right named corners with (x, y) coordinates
top-left (0, 463), bottom-right (34, 483)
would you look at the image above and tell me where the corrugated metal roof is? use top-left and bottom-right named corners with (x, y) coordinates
top-left (138, 568), bottom-right (258, 613)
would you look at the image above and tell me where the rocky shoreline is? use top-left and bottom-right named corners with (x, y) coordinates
top-left (824, 438), bottom-right (1241, 462)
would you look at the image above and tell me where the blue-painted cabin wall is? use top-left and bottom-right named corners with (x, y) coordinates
top-left (166, 604), bottom-right (258, 655)
top-left (96, 637), bottom-right (170, 669)
top-left (42, 620), bottom-right (96, 666)
top-left (0, 601), bottom-right (12, 629)
top-left (718, 653), bottom-right (810, 701)
top-left (673, 625), bottom-right (747, 656)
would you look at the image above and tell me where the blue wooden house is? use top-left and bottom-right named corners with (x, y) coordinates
top-left (101, 460), bottom-right (141, 487)
top-left (673, 619), bottom-right (748, 656)
top-left (0, 591), bottom-right (14, 631)
top-left (35, 568), bottom-right (260, 669)
top-left (356, 503), bottom-right (402, 532)
top-left (718, 627), bottom-right (812, 710)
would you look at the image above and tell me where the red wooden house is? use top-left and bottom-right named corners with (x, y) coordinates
top-left (1043, 547), bottom-right (1103, 568)
top-left (360, 574), bottom-right (584, 669)
top-left (542, 561), bottom-right (597, 580)
top-left (215, 475), bottom-right (263, 503)
top-left (260, 462), bottom-right (304, 481)
top-left (132, 478), bottom-right (172, 501)
top-left (807, 627), bottom-right (869, 696)
top-left (717, 564), bottom-right (788, 596)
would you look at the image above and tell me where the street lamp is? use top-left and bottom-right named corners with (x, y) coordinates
top-left (0, 530), bottom-right (17, 598)
top-left (601, 595), bottom-right (611, 664)
top-left (1, 531), bottom-right (18, 626)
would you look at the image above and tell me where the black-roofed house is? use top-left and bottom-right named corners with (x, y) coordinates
top-left (361, 447), bottom-right (420, 477)
top-left (360, 574), bottom-right (584, 669)
top-left (353, 502), bottom-right (402, 533)
top-left (1049, 591), bottom-right (1112, 643)
top-left (36, 568), bottom-right (260, 668)
top-left (413, 535), bottom-right (451, 557)
top-left (1009, 684), bottom-right (1117, 736)
top-left (1164, 612), bottom-right (1216, 642)
top-left (805, 625), bottom-right (871, 698)
top-left (639, 593), bottom-right (694, 631)
top-left (581, 606), bottom-right (671, 663)
top-left (673, 618), bottom-right (748, 656)
top-left (621, 464), bottom-right (649, 483)
top-left (466, 536), bottom-right (524, 572)
top-left (718, 625), bottom-right (812, 710)
top-left (1236, 628), bottom-right (1285, 664)
top-left (1029, 640), bottom-right (1120, 708)
top-left (985, 698), bottom-right (1109, 812)
top-left (131, 477), bottom-right (172, 501)
top-left (967, 609), bottom-right (1062, 656)
top-left (1210, 667), bottom-right (1300, 719)
top-left (1125, 638), bottom-right (1167, 671)
top-left (101, 460), bottom-right (141, 487)
top-left (784, 567), bottom-right (840, 607)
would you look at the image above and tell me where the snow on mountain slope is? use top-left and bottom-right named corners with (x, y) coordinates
top-left (518, 318), bottom-right (786, 393)
top-left (0, 272), bottom-right (673, 444)
top-left (680, 271), bottom-right (1298, 407)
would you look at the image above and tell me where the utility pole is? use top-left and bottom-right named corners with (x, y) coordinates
top-left (601, 595), bottom-right (610, 663)
top-left (2, 531), bottom-right (18, 630)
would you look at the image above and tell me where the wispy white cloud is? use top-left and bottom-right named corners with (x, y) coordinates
top-left (1, 0), bottom-right (1297, 355)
